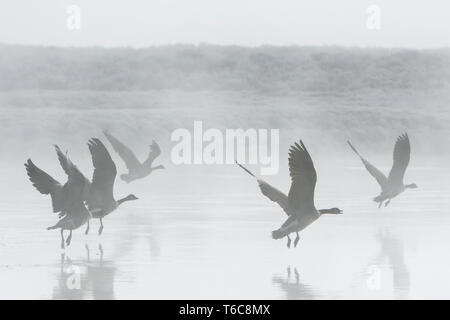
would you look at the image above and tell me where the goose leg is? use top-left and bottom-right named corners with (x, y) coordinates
top-left (378, 201), bottom-right (383, 208)
top-left (385, 199), bottom-right (391, 207)
top-left (60, 229), bottom-right (65, 249)
top-left (66, 230), bottom-right (72, 246)
top-left (286, 235), bottom-right (292, 248)
top-left (85, 244), bottom-right (90, 262)
top-left (294, 232), bottom-right (300, 247)
top-left (85, 220), bottom-right (90, 235)
top-left (98, 218), bottom-right (104, 235)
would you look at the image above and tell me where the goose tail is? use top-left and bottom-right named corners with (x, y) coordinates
top-left (373, 194), bottom-right (385, 203)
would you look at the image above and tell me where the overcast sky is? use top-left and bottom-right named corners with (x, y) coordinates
top-left (1, 0), bottom-right (449, 48)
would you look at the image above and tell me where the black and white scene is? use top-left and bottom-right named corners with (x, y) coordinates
top-left (0, 1), bottom-right (450, 301)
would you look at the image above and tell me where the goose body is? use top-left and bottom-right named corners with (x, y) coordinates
top-left (348, 133), bottom-right (418, 207)
top-left (25, 154), bottom-right (91, 248)
top-left (55, 139), bottom-right (138, 235)
top-left (103, 131), bottom-right (164, 183)
top-left (237, 140), bottom-right (342, 248)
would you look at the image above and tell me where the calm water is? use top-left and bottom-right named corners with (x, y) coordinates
top-left (1, 164), bottom-right (449, 299)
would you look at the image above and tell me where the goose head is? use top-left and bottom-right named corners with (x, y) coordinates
top-left (405, 183), bottom-right (418, 189)
top-left (117, 194), bottom-right (139, 205)
top-left (125, 194), bottom-right (139, 201)
top-left (319, 207), bottom-right (343, 215)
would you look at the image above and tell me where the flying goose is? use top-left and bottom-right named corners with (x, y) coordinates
top-left (25, 154), bottom-right (91, 249)
top-left (237, 140), bottom-right (343, 248)
top-left (55, 139), bottom-right (138, 235)
top-left (103, 131), bottom-right (164, 183)
top-left (348, 133), bottom-right (418, 207)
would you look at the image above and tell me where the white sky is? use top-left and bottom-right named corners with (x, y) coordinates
top-left (0, 0), bottom-right (449, 48)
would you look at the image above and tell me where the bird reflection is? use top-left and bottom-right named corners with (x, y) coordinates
top-left (370, 228), bottom-right (410, 299)
top-left (53, 243), bottom-right (116, 299)
top-left (119, 212), bottom-right (161, 259)
top-left (85, 243), bottom-right (116, 299)
top-left (272, 266), bottom-right (317, 299)
top-left (52, 252), bottom-right (87, 299)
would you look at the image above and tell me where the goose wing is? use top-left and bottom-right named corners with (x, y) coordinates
top-left (86, 138), bottom-right (117, 209)
top-left (257, 180), bottom-right (290, 215)
top-left (54, 145), bottom-right (90, 185)
top-left (103, 131), bottom-right (141, 172)
top-left (61, 159), bottom-right (90, 219)
top-left (235, 161), bottom-right (290, 215)
top-left (143, 140), bottom-right (162, 167)
top-left (388, 133), bottom-right (410, 185)
top-left (25, 159), bottom-right (63, 213)
top-left (347, 141), bottom-right (388, 191)
top-left (54, 145), bottom-right (71, 177)
top-left (287, 141), bottom-right (317, 217)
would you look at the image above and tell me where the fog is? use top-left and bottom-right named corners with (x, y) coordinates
top-left (1, 45), bottom-right (450, 299)
top-left (2, 1), bottom-right (450, 48)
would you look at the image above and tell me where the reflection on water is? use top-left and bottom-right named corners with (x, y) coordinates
top-left (272, 267), bottom-right (317, 300)
top-left (50, 212), bottom-right (161, 299)
top-left (1, 166), bottom-right (450, 299)
top-left (52, 253), bottom-right (86, 300)
top-left (371, 228), bottom-right (410, 299)
top-left (53, 244), bottom-right (116, 300)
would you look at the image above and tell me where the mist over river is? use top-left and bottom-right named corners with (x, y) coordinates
top-left (0, 45), bottom-right (450, 299)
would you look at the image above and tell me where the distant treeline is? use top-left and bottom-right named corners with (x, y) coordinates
top-left (0, 44), bottom-right (449, 91)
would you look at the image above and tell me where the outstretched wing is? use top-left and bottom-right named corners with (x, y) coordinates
top-left (54, 145), bottom-right (71, 176)
top-left (388, 133), bottom-right (410, 185)
top-left (86, 138), bottom-right (117, 209)
top-left (143, 140), bottom-right (162, 167)
top-left (348, 141), bottom-right (388, 191)
top-left (24, 159), bottom-right (63, 213)
top-left (235, 161), bottom-right (290, 215)
top-left (62, 160), bottom-right (90, 219)
top-left (103, 131), bottom-right (141, 172)
top-left (54, 145), bottom-right (90, 185)
top-left (287, 141), bottom-right (317, 217)
top-left (257, 180), bottom-right (290, 215)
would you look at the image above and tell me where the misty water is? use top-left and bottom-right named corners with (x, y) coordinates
top-left (1, 45), bottom-right (450, 299)
top-left (1, 162), bottom-right (450, 299)
top-left (1, 87), bottom-right (450, 299)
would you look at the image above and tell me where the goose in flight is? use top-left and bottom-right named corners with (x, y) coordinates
top-left (55, 139), bottom-right (138, 235)
top-left (25, 153), bottom-right (91, 249)
top-left (237, 140), bottom-right (343, 248)
top-left (348, 133), bottom-right (418, 208)
top-left (103, 131), bottom-right (164, 183)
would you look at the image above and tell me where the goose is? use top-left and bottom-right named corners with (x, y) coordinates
top-left (25, 154), bottom-right (90, 249)
top-left (236, 140), bottom-right (343, 248)
top-left (103, 130), bottom-right (164, 183)
top-left (55, 139), bottom-right (138, 235)
top-left (348, 133), bottom-right (418, 208)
